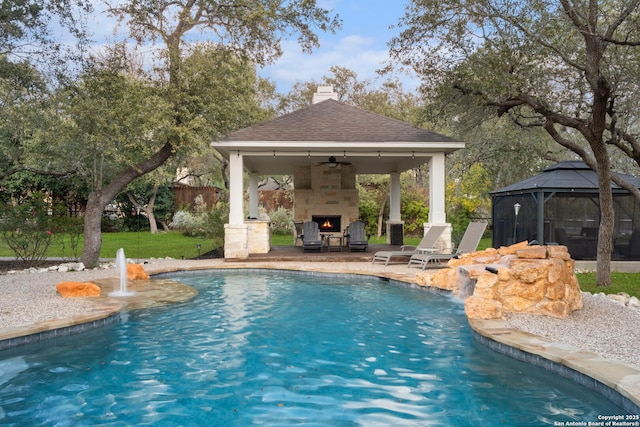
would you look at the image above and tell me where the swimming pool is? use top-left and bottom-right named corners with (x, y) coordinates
top-left (0, 270), bottom-right (626, 426)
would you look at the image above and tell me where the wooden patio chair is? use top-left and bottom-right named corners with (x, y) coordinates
top-left (346, 220), bottom-right (369, 252)
top-left (302, 221), bottom-right (323, 252)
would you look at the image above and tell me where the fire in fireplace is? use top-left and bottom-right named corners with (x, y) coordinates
top-left (312, 215), bottom-right (341, 233)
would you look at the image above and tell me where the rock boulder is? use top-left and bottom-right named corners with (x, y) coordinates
top-left (127, 263), bottom-right (149, 280)
top-left (415, 242), bottom-right (582, 320)
top-left (56, 281), bottom-right (101, 297)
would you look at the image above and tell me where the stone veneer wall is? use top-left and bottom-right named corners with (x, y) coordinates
top-left (415, 241), bottom-right (583, 320)
top-left (224, 221), bottom-right (271, 258)
top-left (293, 164), bottom-right (360, 241)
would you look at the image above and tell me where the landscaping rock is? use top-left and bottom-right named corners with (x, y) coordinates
top-left (56, 281), bottom-right (101, 297)
top-left (127, 263), bottom-right (150, 280)
top-left (416, 242), bottom-right (583, 320)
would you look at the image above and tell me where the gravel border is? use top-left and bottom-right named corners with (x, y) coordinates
top-left (505, 292), bottom-right (640, 368)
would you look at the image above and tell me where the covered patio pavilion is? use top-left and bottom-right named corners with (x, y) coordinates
top-left (212, 87), bottom-right (464, 259)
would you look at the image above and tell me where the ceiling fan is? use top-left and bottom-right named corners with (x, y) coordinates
top-left (315, 156), bottom-right (352, 168)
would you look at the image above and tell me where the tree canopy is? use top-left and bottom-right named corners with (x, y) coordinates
top-left (391, 0), bottom-right (640, 286)
top-left (60, 0), bottom-right (340, 266)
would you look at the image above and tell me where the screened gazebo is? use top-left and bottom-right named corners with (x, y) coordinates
top-left (490, 161), bottom-right (640, 260)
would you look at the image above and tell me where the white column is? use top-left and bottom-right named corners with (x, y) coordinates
top-left (389, 172), bottom-right (401, 222)
top-left (229, 151), bottom-right (244, 225)
top-left (429, 153), bottom-right (447, 224)
top-left (249, 173), bottom-right (259, 219)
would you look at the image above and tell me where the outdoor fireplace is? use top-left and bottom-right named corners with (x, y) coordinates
top-left (312, 215), bottom-right (342, 233)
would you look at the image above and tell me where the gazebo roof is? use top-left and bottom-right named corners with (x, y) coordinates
top-left (213, 99), bottom-right (464, 174)
top-left (491, 160), bottom-right (640, 195)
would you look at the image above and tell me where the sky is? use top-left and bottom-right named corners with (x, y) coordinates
top-left (259, 0), bottom-right (416, 92)
top-left (86, 0), bottom-right (416, 94)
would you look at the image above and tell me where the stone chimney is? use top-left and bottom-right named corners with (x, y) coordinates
top-left (312, 85), bottom-right (338, 104)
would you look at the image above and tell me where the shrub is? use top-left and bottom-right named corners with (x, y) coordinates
top-left (400, 195), bottom-right (430, 236)
top-left (50, 207), bottom-right (84, 260)
top-left (169, 210), bottom-right (204, 236)
top-left (268, 207), bottom-right (293, 235)
top-left (201, 202), bottom-right (229, 249)
top-left (169, 202), bottom-right (229, 252)
top-left (0, 192), bottom-right (55, 266)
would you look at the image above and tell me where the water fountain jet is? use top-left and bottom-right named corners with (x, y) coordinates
top-left (109, 248), bottom-right (135, 297)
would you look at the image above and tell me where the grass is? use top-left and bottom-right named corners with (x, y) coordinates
top-left (573, 272), bottom-right (640, 297)
top-left (3, 231), bottom-right (638, 297)
top-left (0, 231), bottom-right (216, 261)
top-left (273, 234), bottom-right (493, 249)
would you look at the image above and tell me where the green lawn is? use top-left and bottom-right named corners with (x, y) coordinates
top-left (0, 231), bottom-right (216, 261)
top-left (573, 272), bottom-right (640, 298)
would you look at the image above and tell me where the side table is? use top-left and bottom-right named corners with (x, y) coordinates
top-left (326, 236), bottom-right (344, 252)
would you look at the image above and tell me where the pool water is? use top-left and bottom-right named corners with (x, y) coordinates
top-left (0, 270), bottom-right (624, 426)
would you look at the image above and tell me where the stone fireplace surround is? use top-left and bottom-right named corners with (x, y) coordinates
top-left (293, 163), bottom-right (359, 245)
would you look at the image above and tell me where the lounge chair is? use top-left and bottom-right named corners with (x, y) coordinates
top-left (371, 225), bottom-right (447, 265)
top-left (408, 221), bottom-right (488, 269)
top-left (302, 221), bottom-right (323, 252)
top-left (346, 220), bottom-right (369, 252)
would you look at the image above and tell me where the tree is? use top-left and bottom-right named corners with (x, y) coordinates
top-left (0, 0), bottom-right (91, 71)
top-left (60, 1), bottom-right (340, 266)
top-left (446, 162), bottom-right (492, 236)
top-left (0, 0), bottom-right (92, 184)
top-left (391, 0), bottom-right (640, 286)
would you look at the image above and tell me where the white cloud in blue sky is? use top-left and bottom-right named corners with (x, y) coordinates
top-left (85, 0), bottom-right (416, 93)
top-left (261, 0), bottom-right (416, 92)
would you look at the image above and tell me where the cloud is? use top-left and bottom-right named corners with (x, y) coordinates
top-left (261, 34), bottom-right (399, 92)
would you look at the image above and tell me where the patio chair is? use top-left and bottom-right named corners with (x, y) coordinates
top-left (408, 221), bottom-right (488, 269)
top-left (293, 220), bottom-right (304, 246)
top-left (346, 220), bottom-right (369, 252)
top-left (301, 221), bottom-right (323, 252)
top-left (371, 225), bottom-right (447, 265)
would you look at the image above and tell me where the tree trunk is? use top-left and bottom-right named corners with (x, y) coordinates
top-left (594, 157), bottom-right (613, 287)
top-left (82, 192), bottom-right (105, 268)
top-left (145, 183), bottom-right (160, 234)
top-left (80, 142), bottom-right (175, 266)
top-left (377, 196), bottom-right (387, 238)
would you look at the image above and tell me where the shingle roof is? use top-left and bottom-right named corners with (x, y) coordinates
top-left (222, 99), bottom-right (458, 143)
top-left (491, 161), bottom-right (640, 194)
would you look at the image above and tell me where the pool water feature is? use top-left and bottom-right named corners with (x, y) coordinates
top-left (0, 270), bottom-right (626, 426)
top-left (110, 247), bottom-right (135, 297)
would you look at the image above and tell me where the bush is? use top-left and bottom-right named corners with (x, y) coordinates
top-left (358, 197), bottom-right (382, 236)
top-left (51, 208), bottom-right (84, 260)
top-left (401, 198), bottom-right (430, 237)
top-left (169, 210), bottom-right (204, 236)
top-left (201, 202), bottom-right (229, 249)
top-left (0, 192), bottom-right (55, 266)
top-left (269, 207), bottom-right (293, 235)
top-left (169, 202), bottom-right (229, 251)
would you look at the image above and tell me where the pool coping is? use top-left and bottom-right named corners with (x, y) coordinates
top-left (1, 263), bottom-right (639, 414)
top-left (468, 318), bottom-right (640, 414)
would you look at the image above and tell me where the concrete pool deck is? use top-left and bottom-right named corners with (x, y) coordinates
top-left (1, 258), bottom-right (639, 414)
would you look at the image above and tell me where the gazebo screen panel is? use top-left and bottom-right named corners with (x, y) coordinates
top-left (545, 193), bottom-right (600, 259)
top-left (491, 193), bottom-right (538, 247)
top-left (493, 192), bottom-right (640, 260)
top-left (545, 192), bottom-right (640, 260)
